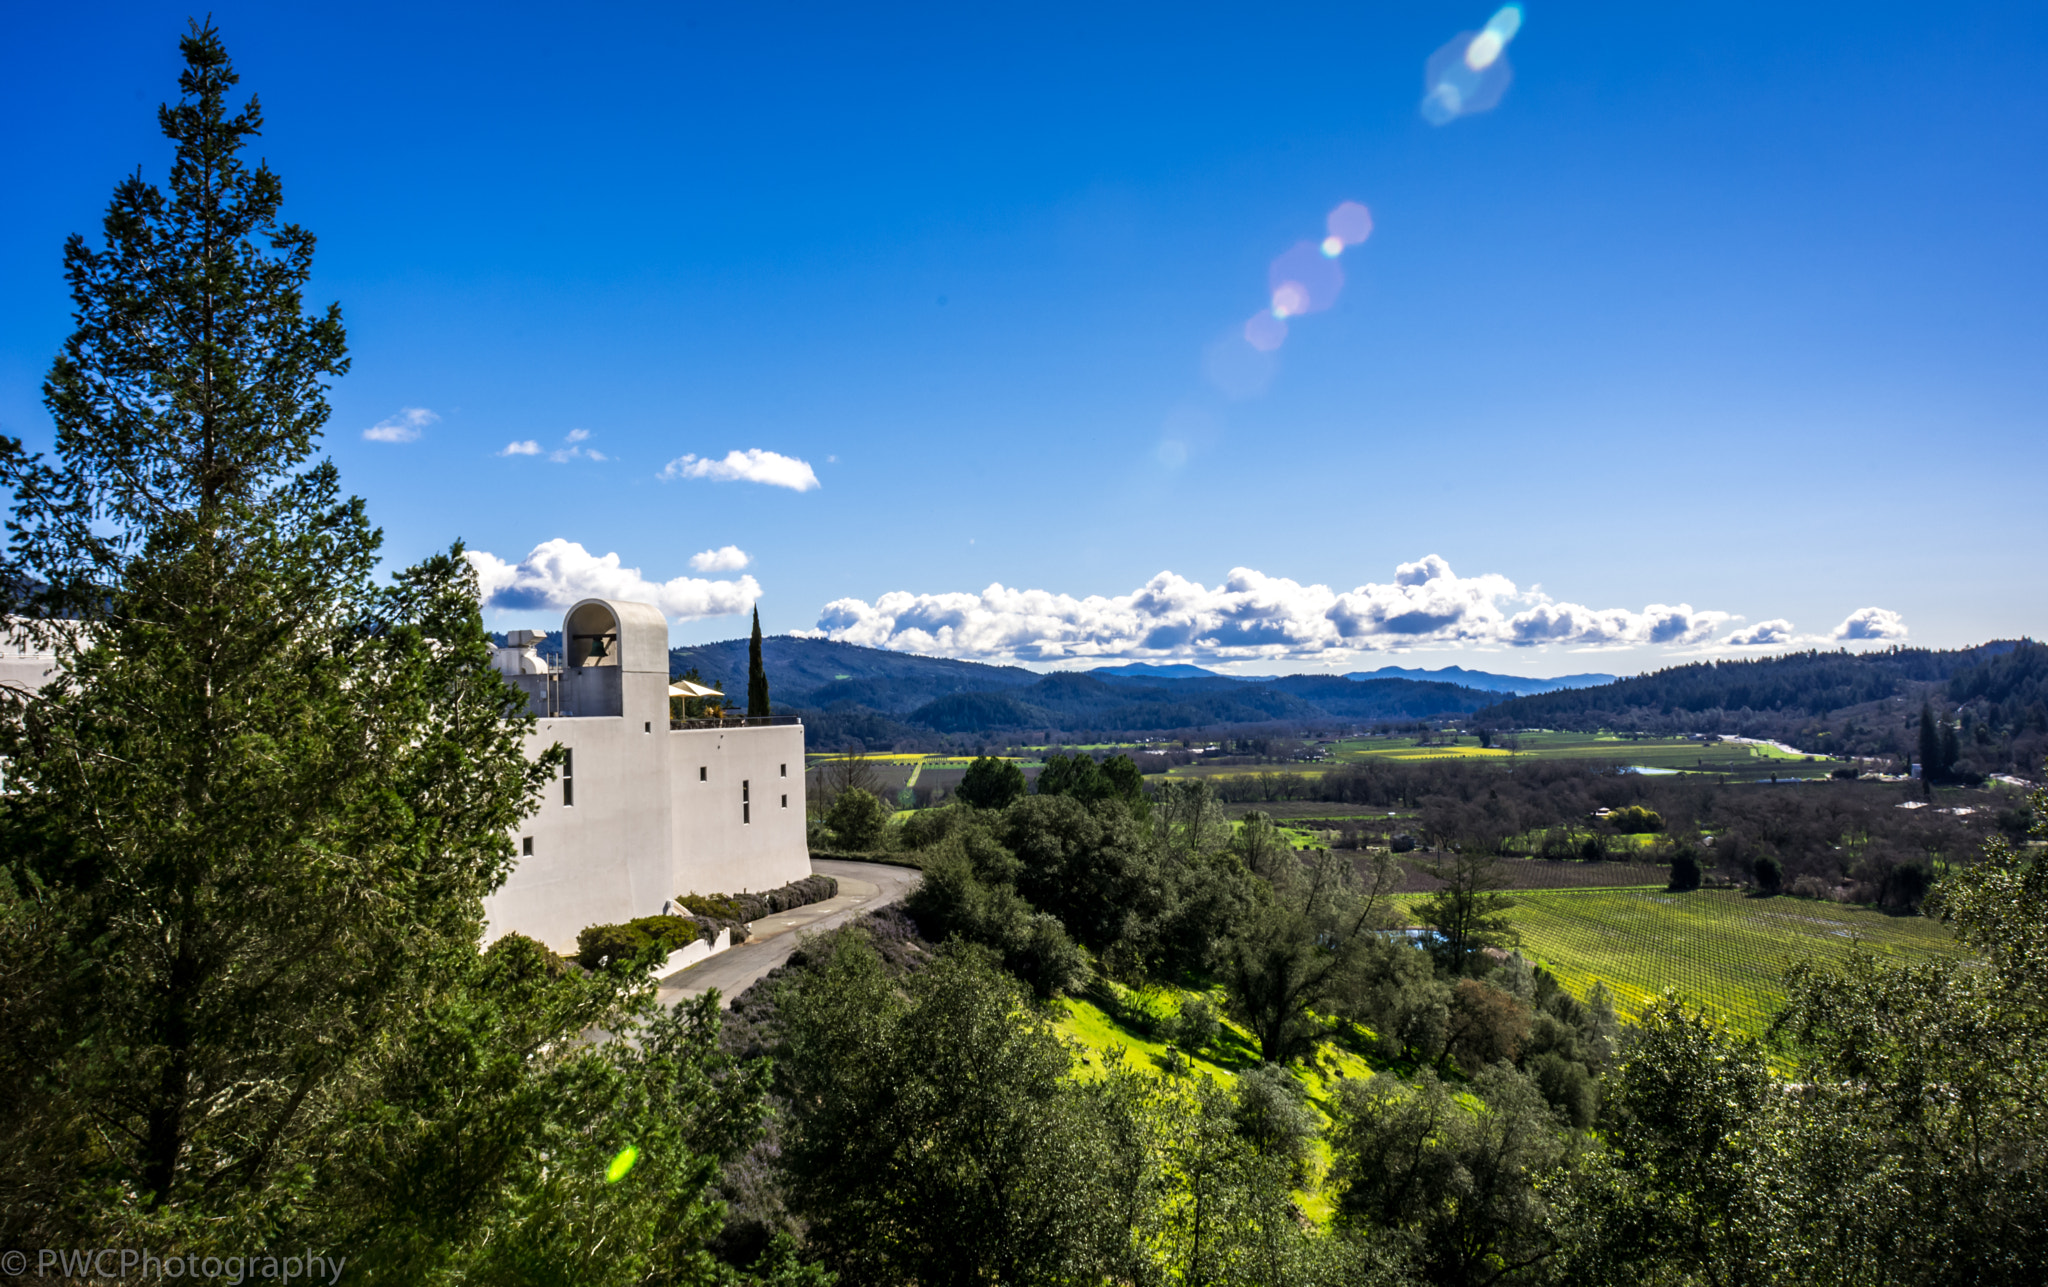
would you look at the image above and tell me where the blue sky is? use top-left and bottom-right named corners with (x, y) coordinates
top-left (4, 1), bottom-right (2044, 676)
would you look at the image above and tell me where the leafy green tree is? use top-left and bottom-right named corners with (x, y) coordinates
top-left (1753, 851), bottom-right (1783, 894)
top-left (903, 840), bottom-right (1089, 998)
top-left (1415, 852), bottom-right (1519, 975)
top-left (1100, 753), bottom-right (1147, 806)
top-left (1667, 844), bottom-right (1704, 892)
top-left (825, 786), bottom-right (889, 850)
top-left (1224, 847), bottom-right (1402, 1063)
top-left (0, 30), bottom-right (783, 1281)
top-left (747, 606), bottom-right (771, 717)
top-left (1330, 1065), bottom-right (1569, 1287)
top-left (775, 931), bottom-right (1121, 1285)
top-left (999, 793), bottom-right (1164, 957)
top-left (956, 753), bottom-right (1027, 809)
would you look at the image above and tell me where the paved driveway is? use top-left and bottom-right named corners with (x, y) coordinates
top-left (654, 859), bottom-right (920, 1009)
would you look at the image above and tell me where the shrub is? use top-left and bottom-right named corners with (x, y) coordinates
top-left (677, 876), bottom-right (840, 926)
top-left (826, 787), bottom-right (890, 850)
top-left (1611, 805), bottom-right (1665, 835)
top-left (1579, 835), bottom-right (1604, 862)
top-left (956, 755), bottom-right (1028, 809)
top-left (1169, 995), bottom-right (1222, 1053)
top-left (1753, 853), bottom-right (1783, 894)
top-left (575, 914), bottom-right (702, 971)
top-left (1668, 847), bottom-right (1704, 892)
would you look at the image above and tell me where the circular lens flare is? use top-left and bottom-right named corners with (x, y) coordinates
top-left (1320, 235), bottom-right (1344, 257)
top-left (1326, 201), bottom-right (1373, 247)
top-left (1270, 281), bottom-right (1310, 317)
top-left (1244, 311), bottom-right (1288, 352)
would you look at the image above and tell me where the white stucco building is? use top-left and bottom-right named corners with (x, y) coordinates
top-left (483, 596), bottom-right (811, 953)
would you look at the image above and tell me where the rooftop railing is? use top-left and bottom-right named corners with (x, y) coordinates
top-left (669, 715), bottom-right (805, 731)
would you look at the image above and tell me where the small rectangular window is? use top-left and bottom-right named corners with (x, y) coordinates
top-left (742, 779), bottom-right (750, 802)
top-left (781, 794), bottom-right (788, 809)
top-left (780, 763), bottom-right (787, 777)
top-left (644, 721), bottom-right (651, 733)
top-left (563, 749), bottom-right (574, 806)
top-left (521, 836), bottom-right (533, 856)
top-left (743, 802), bottom-right (751, 824)
top-left (699, 766), bottom-right (707, 782)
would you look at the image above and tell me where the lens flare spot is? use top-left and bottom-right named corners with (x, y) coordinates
top-left (1244, 311), bottom-right (1288, 352)
top-left (1464, 30), bottom-right (1503, 70)
top-left (606, 1145), bottom-right (639, 1183)
top-left (1422, 6), bottom-right (1522, 124)
top-left (1320, 235), bottom-right (1344, 257)
top-left (1326, 201), bottom-right (1373, 247)
top-left (1270, 282), bottom-right (1310, 318)
top-left (1267, 241), bottom-right (1344, 315)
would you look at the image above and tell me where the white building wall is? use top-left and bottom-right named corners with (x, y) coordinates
top-left (669, 722), bottom-right (810, 898)
top-left (481, 597), bottom-right (812, 954)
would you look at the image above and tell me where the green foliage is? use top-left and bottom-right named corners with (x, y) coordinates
top-left (904, 839), bottom-right (1091, 999)
top-left (825, 786), bottom-right (889, 850)
top-left (0, 32), bottom-right (788, 1279)
top-left (1667, 844), bottom-right (1704, 892)
top-left (774, 931), bottom-right (1123, 1285)
top-left (1608, 805), bottom-right (1664, 835)
top-left (1753, 851), bottom-right (1784, 893)
top-left (1169, 994), bottom-right (1223, 1053)
top-left (1415, 852), bottom-right (1520, 975)
top-left (1033, 750), bottom-right (1145, 806)
top-left (575, 915), bottom-right (709, 971)
top-left (1329, 1065), bottom-right (1570, 1287)
top-left (1223, 847), bottom-right (1402, 1064)
top-left (955, 754), bottom-right (1027, 809)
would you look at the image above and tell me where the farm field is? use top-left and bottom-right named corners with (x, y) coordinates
top-left (1416, 887), bottom-right (1968, 1040)
top-left (1332, 731), bottom-right (1827, 775)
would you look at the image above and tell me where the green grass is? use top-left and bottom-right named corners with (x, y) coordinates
top-left (1427, 887), bottom-right (1969, 1039)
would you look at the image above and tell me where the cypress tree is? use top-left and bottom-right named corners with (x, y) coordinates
top-left (1919, 703), bottom-right (1942, 780)
top-left (747, 604), bottom-right (771, 717)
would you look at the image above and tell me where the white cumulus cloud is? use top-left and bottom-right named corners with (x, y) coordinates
top-left (661, 448), bottom-right (821, 492)
top-left (363, 407), bottom-right (439, 443)
top-left (689, 545), bottom-right (752, 573)
top-left (1723, 619), bottom-right (1798, 647)
top-left (1833, 606), bottom-right (1908, 642)
top-left (811, 555), bottom-right (1745, 663)
top-left (465, 539), bottom-right (760, 622)
top-left (499, 440), bottom-right (542, 456)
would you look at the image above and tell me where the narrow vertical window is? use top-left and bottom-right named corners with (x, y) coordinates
top-left (781, 794), bottom-right (788, 809)
top-left (780, 763), bottom-right (787, 777)
top-left (743, 779), bottom-right (751, 824)
top-left (563, 748), bottom-right (574, 806)
top-left (699, 766), bottom-right (707, 782)
top-left (521, 836), bottom-right (533, 855)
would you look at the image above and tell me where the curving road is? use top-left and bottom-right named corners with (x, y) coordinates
top-left (654, 859), bottom-right (920, 1009)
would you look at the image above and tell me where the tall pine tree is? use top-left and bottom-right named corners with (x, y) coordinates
top-left (748, 605), bottom-right (771, 717)
top-left (0, 28), bottom-right (785, 1279)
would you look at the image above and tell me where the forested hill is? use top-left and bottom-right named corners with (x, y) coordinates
top-left (667, 635), bottom-right (1499, 746)
top-left (1475, 642), bottom-right (2045, 770)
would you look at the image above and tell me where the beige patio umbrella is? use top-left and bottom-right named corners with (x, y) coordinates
top-left (668, 680), bottom-right (725, 699)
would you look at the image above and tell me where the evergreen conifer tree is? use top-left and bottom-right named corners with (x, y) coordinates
top-left (748, 605), bottom-right (771, 717)
top-left (1919, 703), bottom-right (1942, 780)
top-left (0, 29), bottom-right (780, 1277)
